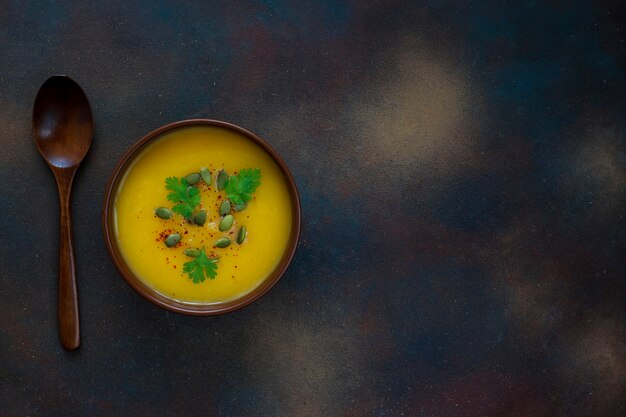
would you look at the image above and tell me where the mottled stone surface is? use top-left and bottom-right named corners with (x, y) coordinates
top-left (0, 1), bottom-right (624, 416)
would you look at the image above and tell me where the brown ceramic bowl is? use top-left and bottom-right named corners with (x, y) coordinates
top-left (102, 119), bottom-right (301, 315)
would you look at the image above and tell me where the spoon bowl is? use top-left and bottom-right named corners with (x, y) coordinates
top-left (33, 75), bottom-right (93, 350)
top-left (33, 76), bottom-right (93, 168)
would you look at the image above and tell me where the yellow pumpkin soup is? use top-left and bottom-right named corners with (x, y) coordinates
top-left (113, 126), bottom-right (292, 304)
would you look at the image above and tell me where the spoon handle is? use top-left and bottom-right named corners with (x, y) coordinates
top-left (56, 169), bottom-right (80, 350)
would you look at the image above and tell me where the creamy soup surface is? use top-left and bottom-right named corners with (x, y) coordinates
top-left (114, 126), bottom-right (293, 304)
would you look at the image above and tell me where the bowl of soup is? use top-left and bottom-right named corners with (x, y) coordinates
top-left (102, 119), bottom-right (301, 315)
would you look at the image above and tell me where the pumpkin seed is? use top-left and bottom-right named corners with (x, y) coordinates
top-left (219, 200), bottom-right (231, 216)
top-left (155, 207), bottom-right (172, 219)
top-left (200, 167), bottom-right (212, 185)
top-left (165, 233), bottom-right (181, 247)
top-left (194, 210), bottom-right (207, 226)
top-left (214, 237), bottom-right (231, 248)
top-left (184, 248), bottom-right (200, 257)
top-left (217, 169), bottom-right (228, 190)
top-left (219, 214), bottom-right (234, 231)
top-left (237, 226), bottom-right (247, 244)
top-left (185, 173), bottom-right (201, 185)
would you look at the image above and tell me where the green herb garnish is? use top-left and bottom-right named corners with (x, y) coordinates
top-left (165, 177), bottom-right (201, 219)
top-left (160, 168), bottom-right (262, 283)
top-left (224, 168), bottom-right (262, 206)
top-left (182, 247), bottom-right (218, 283)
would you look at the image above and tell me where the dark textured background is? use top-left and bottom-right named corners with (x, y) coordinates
top-left (1, 1), bottom-right (625, 416)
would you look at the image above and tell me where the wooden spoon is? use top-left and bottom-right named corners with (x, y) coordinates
top-left (33, 76), bottom-right (94, 350)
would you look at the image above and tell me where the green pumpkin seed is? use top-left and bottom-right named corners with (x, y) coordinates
top-left (214, 237), bottom-right (231, 248)
top-left (184, 248), bottom-right (201, 257)
top-left (200, 167), bottom-right (212, 185)
top-left (219, 214), bottom-right (234, 231)
top-left (237, 226), bottom-right (247, 244)
top-left (194, 210), bottom-right (207, 226)
top-left (217, 169), bottom-right (228, 190)
top-left (219, 200), bottom-right (231, 216)
top-left (234, 201), bottom-right (247, 212)
top-left (155, 207), bottom-right (172, 219)
top-left (185, 173), bottom-right (201, 185)
top-left (165, 233), bottom-right (181, 247)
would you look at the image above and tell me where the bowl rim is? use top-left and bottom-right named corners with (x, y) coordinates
top-left (101, 119), bottom-right (301, 315)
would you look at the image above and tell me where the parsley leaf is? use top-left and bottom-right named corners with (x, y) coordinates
top-left (165, 177), bottom-right (201, 219)
top-left (182, 247), bottom-right (218, 283)
top-left (224, 168), bottom-right (262, 206)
